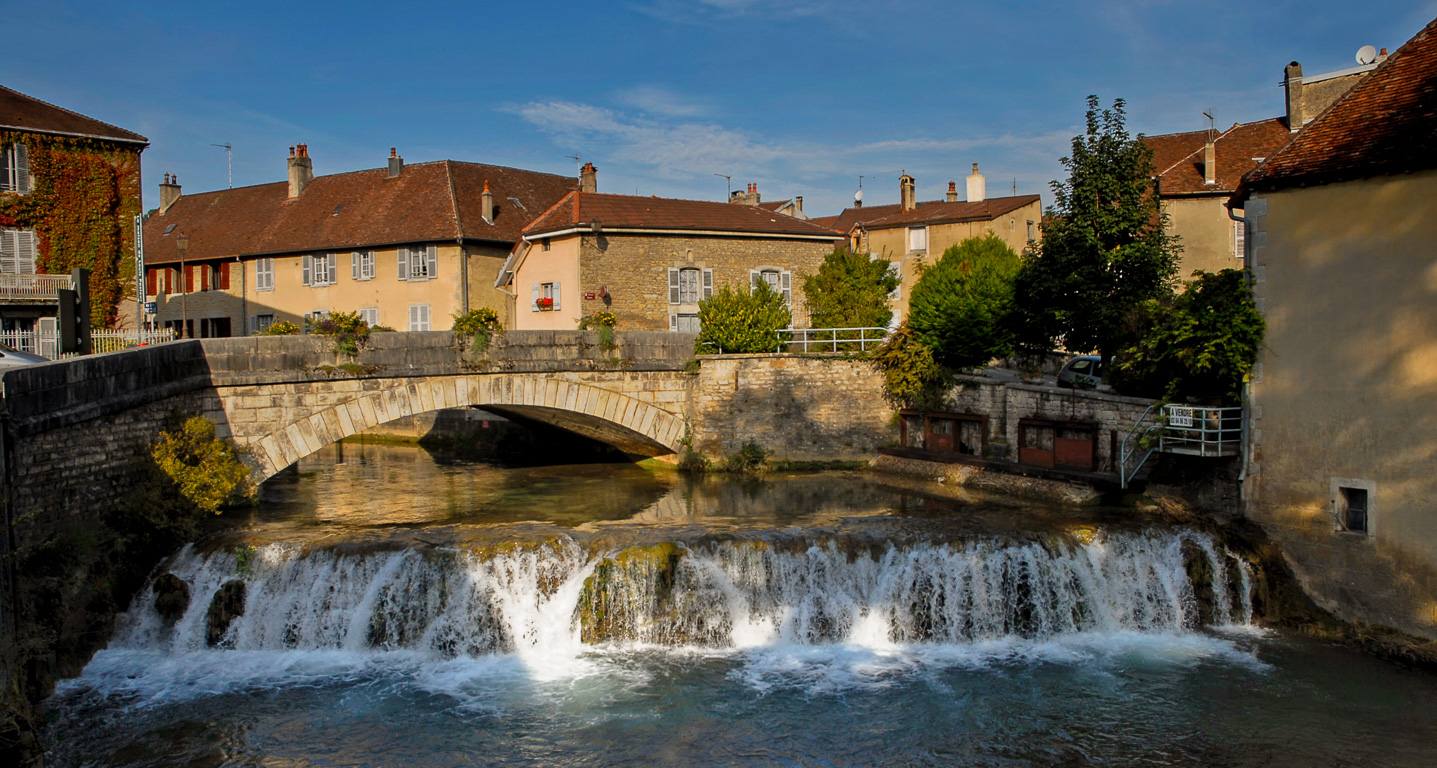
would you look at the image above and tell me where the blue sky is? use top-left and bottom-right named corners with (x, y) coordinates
top-left (5, 1), bottom-right (1433, 215)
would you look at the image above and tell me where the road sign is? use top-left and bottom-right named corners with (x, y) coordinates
top-left (145, 301), bottom-right (157, 315)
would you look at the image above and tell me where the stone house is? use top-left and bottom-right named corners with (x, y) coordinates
top-left (824, 166), bottom-right (1041, 323)
top-left (141, 148), bottom-right (578, 337)
top-left (0, 85), bottom-right (147, 339)
top-left (496, 191), bottom-right (842, 333)
top-left (1230, 16), bottom-right (1437, 640)
top-left (1142, 52), bottom-right (1381, 282)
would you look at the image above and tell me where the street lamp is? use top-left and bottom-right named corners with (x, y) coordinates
top-left (176, 231), bottom-right (189, 338)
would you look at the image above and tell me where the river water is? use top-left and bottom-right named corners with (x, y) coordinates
top-left (45, 445), bottom-right (1437, 766)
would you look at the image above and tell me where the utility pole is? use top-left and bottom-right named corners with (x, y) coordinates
top-left (212, 143), bottom-right (232, 188)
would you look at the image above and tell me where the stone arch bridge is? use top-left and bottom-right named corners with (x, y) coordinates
top-left (0, 331), bottom-right (889, 521)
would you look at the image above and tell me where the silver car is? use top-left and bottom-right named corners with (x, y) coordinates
top-left (1056, 355), bottom-right (1105, 389)
top-left (0, 344), bottom-right (49, 368)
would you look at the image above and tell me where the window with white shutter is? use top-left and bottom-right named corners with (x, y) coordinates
top-left (256, 258), bottom-right (274, 291)
top-left (908, 226), bottom-right (928, 252)
top-left (359, 308), bottom-right (380, 327)
top-left (1, 144), bottom-right (30, 194)
top-left (668, 268), bottom-right (681, 304)
top-left (1233, 218), bottom-right (1246, 259)
top-left (398, 247), bottom-right (409, 280)
top-left (403, 245), bottom-right (436, 280)
top-left (302, 254), bottom-right (313, 286)
top-left (702, 268), bottom-right (713, 300)
top-left (252, 313), bottom-right (276, 333)
top-left (780, 271), bottom-right (791, 305)
top-left (0, 229), bottom-right (37, 274)
top-left (677, 268), bottom-right (701, 303)
top-left (408, 304), bottom-right (431, 331)
top-left (751, 269), bottom-right (790, 304)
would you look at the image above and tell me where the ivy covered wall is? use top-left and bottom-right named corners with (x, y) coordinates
top-left (0, 131), bottom-right (143, 329)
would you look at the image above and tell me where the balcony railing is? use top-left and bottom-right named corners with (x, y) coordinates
top-left (0, 273), bottom-right (75, 302)
top-left (0, 328), bottom-right (177, 360)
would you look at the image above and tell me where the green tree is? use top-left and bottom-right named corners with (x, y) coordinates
top-left (801, 248), bottom-right (900, 329)
top-left (1110, 269), bottom-right (1264, 404)
top-left (870, 323), bottom-right (949, 409)
top-left (149, 416), bottom-right (255, 516)
top-left (908, 234), bottom-right (1022, 369)
top-left (695, 281), bottom-right (792, 354)
top-left (1013, 96), bottom-right (1181, 365)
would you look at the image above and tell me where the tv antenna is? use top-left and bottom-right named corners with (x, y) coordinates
top-left (1202, 110), bottom-right (1215, 142)
top-left (565, 154), bottom-right (582, 174)
top-left (713, 173), bottom-right (731, 198)
top-left (211, 143), bottom-right (232, 188)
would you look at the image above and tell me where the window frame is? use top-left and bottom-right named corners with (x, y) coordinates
top-left (1, 143), bottom-right (31, 195)
top-left (907, 226), bottom-right (928, 253)
top-left (408, 303), bottom-right (431, 331)
top-left (256, 258), bottom-right (275, 291)
top-left (352, 251), bottom-right (376, 281)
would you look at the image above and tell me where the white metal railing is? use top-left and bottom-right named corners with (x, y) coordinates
top-left (0, 273), bottom-right (75, 302)
top-left (1120, 403), bottom-right (1244, 487)
top-left (778, 327), bottom-right (891, 353)
top-left (0, 327), bottom-right (176, 360)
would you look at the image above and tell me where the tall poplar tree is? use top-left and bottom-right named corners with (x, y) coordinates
top-left (1013, 96), bottom-right (1180, 365)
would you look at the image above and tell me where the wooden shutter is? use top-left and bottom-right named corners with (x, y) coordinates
top-left (145, 268), bottom-right (157, 296)
top-left (702, 269), bottom-right (713, 299)
top-left (551, 281), bottom-right (561, 311)
top-left (669, 313), bottom-right (678, 331)
top-left (220, 262), bottom-right (231, 290)
top-left (397, 247), bottom-right (408, 280)
top-left (750, 270), bottom-right (760, 291)
top-left (0, 231), bottom-right (14, 273)
top-left (408, 304), bottom-right (419, 331)
top-left (185, 264), bottom-right (195, 293)
top-left (15, 144), bottom-right (29, 194)
top-left (668, 268), bottom-right (680, 304)
top-left (780, 271), bottom-right (792, 304)
top-left (302, 254), bottom-right (313, 286)
top-left (531, 283), bottom-right (540, 312)
top-left (352, 252), bottom-right (360, 280)
top-left (886, 262), bottom-right (900, 300)
top-left (425, 246), bottom-right (437, 279)
top-left (327, 253), bottom-right (338, 284)
top-left (16, 230), bottom-right (35, 274)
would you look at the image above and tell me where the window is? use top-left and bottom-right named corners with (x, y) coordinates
top-left (1233, 218), bottom-right (1246, 259)
top-left (541, 238), bottom-right (551, 251)
top-left (304, 310), bottom-right (330, 331)
top-left (669, 313), bottom-right (701, 333)
top-left (358, 308), bottom-right (380, 327)
top-left (0, 229), bottom-right (37, 274)
top-left (1, 143), bottom-right (30, 194)
top-left (252, 313), bottom-right (276, 333)
top-left (531, 281), bottom-right (561, 312)
top-left (302, 253), bottom-right (338, 286)
top-left (907, 226), bottom-right (928, 252)
top-left (352, 251), bottom-right (375, 280)
top-left (256, 258), bottom-right (275, 291)
top-left (750, 269), bottom-right (792, 305)
top-left (1027, 220), bottom-right (1036, 242)
top-left (399, 244), bottom-right (437, 281)
top-left (886, 262), bottom-right (901, 301)
top-left (669, 267), bottom-right (713, 304)
top-left (1339, 487), bottom-right (1369, 533)
top-left (408, 304), bottom-right (431, 331)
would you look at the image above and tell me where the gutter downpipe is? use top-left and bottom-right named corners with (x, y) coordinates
top-left (237, 255), bottom-right (246, 336)
top-left (1227, 202), bottom-right (1252, 496)
top-left (459, 240), bottom-right (469, 314)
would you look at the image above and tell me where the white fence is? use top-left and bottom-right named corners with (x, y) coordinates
top-left (0, 327), bottom-right (177, 360)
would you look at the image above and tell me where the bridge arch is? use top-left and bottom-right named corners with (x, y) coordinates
top-left (235, 374), bottom-right (687, 481)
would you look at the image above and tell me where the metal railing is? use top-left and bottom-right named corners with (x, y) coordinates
top-left (1119, 402), bottom-right (1164, 489)
top-left (777, 327), bottom-right (891, 353)
top-left (0, 273), bottom-right (74, 302)
top-left (0, 327), bottom-right (176, 359)
top-left (1119, 403), bottom-right (1244, 487)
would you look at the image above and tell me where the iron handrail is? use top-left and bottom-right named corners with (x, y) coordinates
top-left (775, 327), bottom-right (891, 353)
top-left (1119, 402), bottom-right (1163, 488)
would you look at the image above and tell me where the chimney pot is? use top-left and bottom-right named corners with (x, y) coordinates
top-left (1285, 61), bottom-right (1305, 131)
top-left (390, 147), bottom-right (397, 158)
top-left (481, 180), bottom-right (494, 223)
top-left (899, 173), bottom-right (916, 212)
top-left (159, 172), bottom-right (182, 214)
top-left (946, 181), bottom-right (958, 203)
top-left (579, 162), bottom-right (598, 193)
top-left (1381, 47), bottom-right (1387, 55)
top-left (288, 143), bottom-right (314, 198)
top-left (387, 148), bottom-right (404, 178)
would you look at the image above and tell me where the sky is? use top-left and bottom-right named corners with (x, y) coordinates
top-left (5, 1), bottom-right (1434, 216)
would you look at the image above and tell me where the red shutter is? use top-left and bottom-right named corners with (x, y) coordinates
top-left (219, 262), bottom-right (231, 290)
top-left (185, 265), bottom-right (194, 293)
top-left (145, 269), bottom-right (156, 295)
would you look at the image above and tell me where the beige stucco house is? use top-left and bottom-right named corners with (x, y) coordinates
top-left (823, 166), bottom-right (1040, 322)
top-left (141, 147), bottom-right (579, 337)
top-left (1232, 16), bottom-right (1437, 640)
top-left (497, 191), bottom-right (841, 333)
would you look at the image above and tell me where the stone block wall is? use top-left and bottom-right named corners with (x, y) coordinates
top-left (690, 354), bottom-right (893, 462)
top-left (576, 233), bottom-right (838, 332)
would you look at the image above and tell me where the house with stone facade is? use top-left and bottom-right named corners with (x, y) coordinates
top-left (1229, 16), bottom-right (1437, 640)
top-left (141, 148), bottom-right (579, 337)
top-left (0, 85), bottom-right (147, 342)
top-left (824, 165), bottom-right (1040, 322)
top-left (496, 191), bottom-right (842, 332)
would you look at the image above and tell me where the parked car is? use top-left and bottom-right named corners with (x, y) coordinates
top-left (1056, 355), bottom-right (1107, 389)
top-left (0, 344), bottom-right (49, 368)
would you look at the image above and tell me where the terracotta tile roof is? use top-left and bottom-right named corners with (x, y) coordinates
top-left (522, 192), bottom-right (843, 239)
top-left (1144, 118), bottom-right (1293, 195)
top-left (829, 202), bottom-right (905, 233)
top-left (758, 199), bottom-right (790, 211)
top-left (0, 84), bottom-right (147, 144)
top-left (1240, 15), bottom-right (1437, 195)
top-left (144, 160), bottom-right (575, 264)
top-left (808, 215), bottom-right (840, 231)
top-left (834, 194), bottom-right (1041, 231)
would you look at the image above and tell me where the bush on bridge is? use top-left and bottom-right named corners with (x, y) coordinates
top-left (695, 281), bottom-right (791, 354)
top-left (310, 311), bottom-right (372, 358)
top-left (260, 320), bottom-right (300, 336)
top-left (453, 307), bottom-right (503, 353)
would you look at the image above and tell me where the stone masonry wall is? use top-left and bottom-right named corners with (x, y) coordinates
top-left (691, 354), bottom-right (893, 462)
top-left (576, 233), bottom-right (838, 332)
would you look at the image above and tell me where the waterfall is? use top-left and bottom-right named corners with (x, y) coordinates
top-left (114, 529), bottom-right (1253, 658)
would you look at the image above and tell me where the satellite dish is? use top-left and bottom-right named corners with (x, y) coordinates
top-left (854, 189), bottom-right (864, 203)
top-left (1357, 45), bottom-right (1378, 65)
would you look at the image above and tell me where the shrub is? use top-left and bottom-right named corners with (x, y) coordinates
top-left (720, 441), bottom-right (768, 472)
top-left (578, 311), bottom-right (619, 350)
top-left (309, 311), bottom-right (372, 358)
top-left (802, 248), bottom-right (900, 329)
top-left (149, 416), bottom-right (255, 516)
top-left (695, 281), bottom-right (791, 354)
top-left (908, 234), bottom-right (1022, 370)
top-left (453, 308), bottom-right (503, 352)
top-left (870, 323), bottom-right (949, 409)
top-left (260, 320), bottom-right (300, 336)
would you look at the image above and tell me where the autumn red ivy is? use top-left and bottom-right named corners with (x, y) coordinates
top-left (0, 131), bottom-right (141, 328)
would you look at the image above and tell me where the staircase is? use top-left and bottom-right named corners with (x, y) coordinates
top-left (1119, 403), bottom-right (1244, 488)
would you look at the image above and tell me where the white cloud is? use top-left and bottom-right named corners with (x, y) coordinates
top-left (615, 86), bottom-right (712, 118)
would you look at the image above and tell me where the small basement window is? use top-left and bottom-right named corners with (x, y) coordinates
top-left (1338, 486), bottom-right (1369, 534)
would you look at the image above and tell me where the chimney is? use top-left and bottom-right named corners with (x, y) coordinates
top-left (794, 196), bottom-right (803, 215)
top-left (1284, 62), bottom-right (1304, 132)
top-left (288, 143), bottom-right (314, 198)
top-left (579, 161), bottom-right (598, 193)
top-left (159, 172), bottom-right (182, 214)
top-left (966, 163), bottom-right (986, 203)
top-left (946, 181), bottom-right (958, 203)
top-left (729, 183), bottom-right (761, 205)
top-left (388, 147), bottom-right (403, 178)
top-left (481, 180), bottom-right (494, 224)
top-left (1204, 141), bottom-right (1217, 185)
top-left (899, 173), bottom-right (916, 212)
